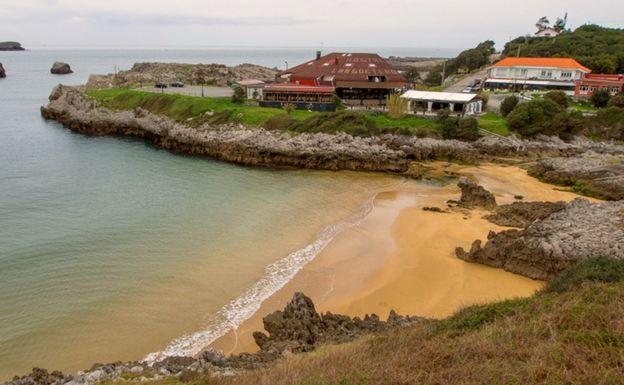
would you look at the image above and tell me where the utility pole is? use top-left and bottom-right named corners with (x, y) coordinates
top-left (441, 60), bottom-right (447, 87)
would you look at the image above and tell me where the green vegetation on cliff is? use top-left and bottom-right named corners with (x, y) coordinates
top-left (503, 25), bottom-right (624, 73)
top-left (95, 258), bottom-right (624, 385)
top-left (88, 89), bottom-right (501, 139)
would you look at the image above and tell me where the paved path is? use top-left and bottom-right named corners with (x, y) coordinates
top-left (137, 85), bottom-right (233, 98)
top-left (444, 68), bottom-right (489, 93)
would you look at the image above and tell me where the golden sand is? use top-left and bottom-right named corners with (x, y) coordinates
top-left (211, 163), bottom-right (587, 355)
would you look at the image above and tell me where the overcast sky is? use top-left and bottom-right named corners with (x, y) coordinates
top-left (1, 0), bottom-right (622, 50)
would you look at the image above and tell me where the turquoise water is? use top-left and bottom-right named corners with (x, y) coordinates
top-left (0, 48), bottom-right (455, 379)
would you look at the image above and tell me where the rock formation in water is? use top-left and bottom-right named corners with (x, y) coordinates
top-left (456, 198), bottom-right (624, 280)
top-left (4, 293), bottom-right (417, 385)
top-left (529, 151), bottom-right (624, 200)
top-left (0, 63), bottom-right (5, 78)
top-left (51, 62), bottom-right (73, 75)
top-left (85, 62), bottom-right (277, 89)
top-left (0, 41), bottom-right (25, 51)
top-left (457, 177), bottom-right (497, 209)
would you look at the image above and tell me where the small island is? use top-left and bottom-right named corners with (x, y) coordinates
top-left (0, 41), bottom-right (25, 51)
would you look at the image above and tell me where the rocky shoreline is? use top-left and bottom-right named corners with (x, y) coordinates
top-left (41, 86), bottom-right (624, 196)
top-left (5, 293), bottom-right (417, 385)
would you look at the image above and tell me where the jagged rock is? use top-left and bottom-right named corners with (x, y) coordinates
top-left (530, 151), bottom-right (624, 200)
top-left (457, 177), bottom-right (497, 209)
top-left (456, 198), bottom-right (624, 280)
top-left (51, 62), bottom-right (73, 75)
top-left (152, 357), bottom-right (195, 374)
top-left (0, 63), bottom-right (5, 78)
top-left (484, 201), bottom-right (566, 228)
top-left (6, 368), bottom-right (70, 385)
top-left (85, 62), bottom-right (277, 89)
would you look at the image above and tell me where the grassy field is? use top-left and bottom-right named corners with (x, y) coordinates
top-left (88, 88), bottom-right (515, 139)
top-left (96, 258), bottom-right (624, 385)
top-left (477, 112), bottom-right (510, 136)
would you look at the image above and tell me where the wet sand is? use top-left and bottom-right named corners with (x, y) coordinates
top-left (211, 163), bottom-right (587, 355)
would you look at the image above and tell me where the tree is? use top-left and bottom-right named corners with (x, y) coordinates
top-left (544, 91), bottom-right (569, 109)
top-left (404, 67), bottom-right (421, 85)
top-left (506, 99), bottom-right (564, 137)
top-left (591, 89), bottom-right (611, 108)
top-left (607, 94), bottom-right (624, 108)
top-left (232, 86), bottom-right (246, 104)
top-left (457, 117), bottom-right (480, 141)
top-left (500, 95), bottom-right (520, 117)
top-left (333, 93), bottom-right (345, 110)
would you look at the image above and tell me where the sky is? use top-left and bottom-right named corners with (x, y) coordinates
top-left (0, 0), bottom-right (622, 50)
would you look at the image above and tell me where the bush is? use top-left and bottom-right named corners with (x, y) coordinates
top-left (607, 94), bottom-right (624, 108)
top-left (282, 103), bottom-right (295, 115)
top-left (457, 117), bottom-right (480, 141)
top-left (500, 95), bottom-right (519, 117)
top-left (333, 93), bottom-right (345, 110)
top-left (479, 90), bottom-right (490, 108)
top-left (232, 86), bottom-right (246, 104)
top-left (591, 89), bottom-right (611, 108)
top-left (545, 257), bottom-right (624, 293)
top-left (263, 114), bottom-right (297, 131)
top-left (547, 110), bottom-right (583, 140)
top-left (544, 91), bottom-right (570, 109)
top-left (386, 93), bottom-right (407, 119)
top-left (506, 99), bottom-right (564, 137)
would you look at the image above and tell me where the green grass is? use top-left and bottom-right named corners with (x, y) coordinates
top-left (87, 88), bottom-right (316, 126)
top-left (88, 88), bottom-right (444, 137)
top-left (477, 112), bottom-right (510, 136)
top-left (570, 101), bottom-right (598, 112)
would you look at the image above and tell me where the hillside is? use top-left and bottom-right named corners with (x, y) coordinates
top-left (503, 25), bottom-right (624, 73)
top-left (86, 258), bottom-right (624, 385)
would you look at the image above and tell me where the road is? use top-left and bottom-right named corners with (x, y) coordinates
top-left (136, 85), bottom-right (233, 98)
top-left (443, 68), bottom-right (489, 93)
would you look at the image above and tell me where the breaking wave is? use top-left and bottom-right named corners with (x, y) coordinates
top-left (144, 196), bottom-right (376, 363)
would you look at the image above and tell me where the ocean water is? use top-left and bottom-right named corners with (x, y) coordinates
top-left (0, 47), bottom-right (455, 379)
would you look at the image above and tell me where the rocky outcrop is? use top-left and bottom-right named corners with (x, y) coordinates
top-left (85, 62), bottom-right (277, 89)
top-left (457, 177), bottom-right (497, 209)
top-left (4, 293), bottom-right (417, 385)
top-left (456, 198), bottom-right (624, 280)
top-left (0, 41), bottom-right (25, 51)
top-left (484, 201), bottom-right (567, 228)
top-left (0, 63), bottom-right (5, 78)
top-left (51, 62), bottom-right (73, 75)
top-left (529, 151), bottom-right (624, 200)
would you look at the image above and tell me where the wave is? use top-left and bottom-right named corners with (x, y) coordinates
top-left (143, 195), bottom-right (376, 363)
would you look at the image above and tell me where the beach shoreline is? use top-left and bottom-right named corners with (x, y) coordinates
top-left (210, 162), bottom-right (586, 356)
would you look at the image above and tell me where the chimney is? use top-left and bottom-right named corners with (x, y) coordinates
top-left (316, 50), bottom-right (322, 60)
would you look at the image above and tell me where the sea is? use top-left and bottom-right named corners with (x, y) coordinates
top-left (0, 47), bottom-right (458, 379)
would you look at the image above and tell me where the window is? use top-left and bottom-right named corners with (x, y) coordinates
top-left (580, 85), bottom-right (589, 91)
top-left (561, 71), bottom-right (573, 78)
top-left (495, 68), bottom-right (508, 77)
top-left (540, 70), bottom-right (553, 78)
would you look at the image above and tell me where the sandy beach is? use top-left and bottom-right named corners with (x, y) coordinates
top-left (211, 162), bottom-right (587, 355)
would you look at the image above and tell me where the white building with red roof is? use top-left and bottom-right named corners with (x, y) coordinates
top-left (485, 57), bottom-right (591, 92)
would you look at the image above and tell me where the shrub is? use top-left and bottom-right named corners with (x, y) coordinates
top-left (544, 91), bottom-right (570, 109)
top-left (591, 89), bottom-right (611, 108)
top-left (547, 110), bottom-right (583, 140)
top-left (457, 117), bottom-right (480, 141)
top-left (607, 94), bottom-right (624, 108)
top-left (386, 93), bottom-right (407, 119)
top-left (232, 86), bottom-right (246, 104)
top-left (332, 93), bottom-right (345, 110)
top-left (479, 90), bottom-right (490, 108)
top-left (506, 99), bottom-right (564, 137)
top-left (500, 95), bottom-right (519, 117)
top-left (283, 103), bottom-right (295, 115)
top-left (545, 257), bottom-right (624, 293)
top-left (263, 114), bottom-right (297, 131)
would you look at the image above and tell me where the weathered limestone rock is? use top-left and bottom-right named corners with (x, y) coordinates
top-left (456, 198), bottom-right (624, 280)
top-left (484, 201), bottom-right (566, 228)
top-left (51, 62), bottom-right (73, 75)
top-left (457, 177), bottom-right (497, 209)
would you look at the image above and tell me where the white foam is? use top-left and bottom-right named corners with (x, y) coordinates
top-left (143, 197), bottom-right (375, 363)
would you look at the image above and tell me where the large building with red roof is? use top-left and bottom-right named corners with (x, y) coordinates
top-left (575, 74), bottom-right (624, 98)
top-left (275, 52), bottom-right (406, 107)
top-left (485, 57), bottom-right (591, 91)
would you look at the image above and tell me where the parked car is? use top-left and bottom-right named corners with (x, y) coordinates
top-left (154, 82), bottom-right (168, 89)
top-left (462, 87), bottom-right (475, 93)
top-left (170, 81), bottom-right (184, 88)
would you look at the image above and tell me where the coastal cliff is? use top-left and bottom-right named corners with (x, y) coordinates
top-left (41, 85), bottom-right (624, 192)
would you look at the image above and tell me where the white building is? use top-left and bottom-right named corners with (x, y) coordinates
top-left (535, 27), bottom-right (561, 37)
top-left (234, 79), bottom-right (266, 100)
top-left (401, 90), bottom-right (483, 116)
top-left (485, 57), bottom-right (591, 91)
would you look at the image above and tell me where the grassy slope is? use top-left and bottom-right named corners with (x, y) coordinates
top-left (98, 258), bottom-right (624, 385)
top-left (89, 88), bottom-right (507, 138)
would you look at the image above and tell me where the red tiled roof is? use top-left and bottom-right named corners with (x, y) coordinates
top-left (278, 52), bottom-right (405, 87)
top-left (494, 57), bottom-right (591, 73)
